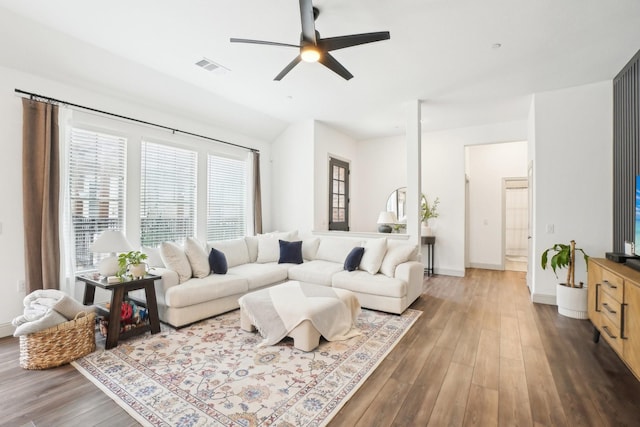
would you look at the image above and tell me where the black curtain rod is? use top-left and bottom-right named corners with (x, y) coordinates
top-left (14, 88), bottom-right (258, 153)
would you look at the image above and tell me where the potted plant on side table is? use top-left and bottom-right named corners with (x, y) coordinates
top-left (541, 240), bottom-right (589, 319)
top-left (117, 250), bottom-right (149, 279)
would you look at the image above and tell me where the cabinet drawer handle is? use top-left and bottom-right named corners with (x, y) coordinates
top-left (603, 280), bottom-right (618, 289)
top-left (602, 303), bottom-right (617, 314)
top-left (595, 283), bottom-right (600, 312)
top-left (602, 325), bottom-right (617, 339)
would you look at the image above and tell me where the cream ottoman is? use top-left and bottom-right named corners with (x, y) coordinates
top-left (238, 281), bottom-right (361, 351)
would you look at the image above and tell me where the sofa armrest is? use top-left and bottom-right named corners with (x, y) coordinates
top-left (148, 267), bottom-right (180, 305)
top-left (394, 261), bottom-right (424, 304)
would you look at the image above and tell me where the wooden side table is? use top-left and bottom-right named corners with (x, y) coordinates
top-left (421, 236), bottom-right (436, 276)
top-left (78, 274), bottom-right (161, 349)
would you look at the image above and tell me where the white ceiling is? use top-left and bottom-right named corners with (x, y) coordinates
top-left (1, 0), bottom-right (639, 142)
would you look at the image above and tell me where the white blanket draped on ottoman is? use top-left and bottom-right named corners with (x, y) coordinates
top-left (238, 281), bottom-right (361, 347)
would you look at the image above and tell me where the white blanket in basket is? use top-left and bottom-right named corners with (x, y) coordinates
top-left (238, 281), bottom-right (361, 347)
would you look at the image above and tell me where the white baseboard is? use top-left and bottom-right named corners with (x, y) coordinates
top-left (469, 262), bottom-right (504, 271)
top-left (532, 293), bottom-right (556, 305)
top-left (433, 268), bottom-right (465, 277)
top-left (0, 322), bottom-right (15, 339)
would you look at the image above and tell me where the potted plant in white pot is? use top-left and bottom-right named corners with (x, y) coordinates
top-left (541, 240), bottom-right (589, 319)
top-left (117, 250), bottom-right (148, 279)
top-left (421, 195), bottom-right (440, 236)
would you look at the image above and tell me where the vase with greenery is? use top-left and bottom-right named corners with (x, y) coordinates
top-left (421, 196), bottom-right (440, 223)
top-left (541, 240), bottom-right (590, 319)
top-left (420, 196), bottom-right (439, 236)
top-left (117, 250), bottom-right (148, 278)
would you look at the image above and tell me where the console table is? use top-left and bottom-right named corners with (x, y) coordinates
top-left (78, 274), bottom-right (161, 349)
top-left (588, 258), bottom-right (640, 381)
top-left (421, 235), bottom-right (435, 276)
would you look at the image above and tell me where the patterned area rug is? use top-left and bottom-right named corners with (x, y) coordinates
top-left (73, 308), bottom-right (421, 427)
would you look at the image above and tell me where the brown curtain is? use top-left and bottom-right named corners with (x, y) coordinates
top-left (22, 98), bottom-right (60, 292)
top-left (253, 150), bottom-right (263, 235)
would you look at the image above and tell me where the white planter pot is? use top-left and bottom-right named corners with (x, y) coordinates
top-left (128, 263), bottom-right (147, 279)
top-left (556, 283), bottom-right (588, 319)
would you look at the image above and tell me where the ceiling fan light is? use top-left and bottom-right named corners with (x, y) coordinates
top-left (301, 46), bottom-right (321, 62)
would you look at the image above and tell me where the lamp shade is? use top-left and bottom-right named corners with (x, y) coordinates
top-left (377, 211), bottom-right (397, 225)
top-left (90, 230), bottom-right (133, 253)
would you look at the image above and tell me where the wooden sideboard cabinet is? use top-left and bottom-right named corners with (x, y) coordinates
top-left (588, 258), bottom-right (640, 381)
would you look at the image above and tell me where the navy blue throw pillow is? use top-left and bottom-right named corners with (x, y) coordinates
top-left (209, 248), bottom-right (228, 274)
top-left (344, 247), bottom-right (365, 271)
top-left (278, 240), bottom-right (304, 264)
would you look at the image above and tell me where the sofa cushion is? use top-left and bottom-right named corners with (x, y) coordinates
top-left (344, 247), bottom-right (365, 271)
top-left (359, 238), bottom-right (387, 275)
top-left (288, 260), bottom-right (344, 286)
top-left (164, 275), bottom-right (248, 308)
top-left (379, 241), bottom-right (419, 277)
top-left (209, 248), bottom-right (228, 274)
top-left (160, 242), bottom-right (192, 283)
top-left (315, 238), bottom-right (362, 264)
top-left (332, 270), bottom-right (407, 298)
top-left (184, 237), bottom-right (210, 278)
top-left (228, 262), bottom-right (289, 290)
top-left (279, 240), bottom-right (303, 264)
top-left (208, 238), bottom-right (250, 268)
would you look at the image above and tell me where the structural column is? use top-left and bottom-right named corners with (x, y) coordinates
top-left (405, 100), bottom-right (422, 247)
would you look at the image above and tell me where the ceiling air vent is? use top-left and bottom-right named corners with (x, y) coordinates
top-left (195, 58), bottom-right (229, 75)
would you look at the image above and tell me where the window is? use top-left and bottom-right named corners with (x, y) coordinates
top-left (207, 154), bottom-right (247, 241)
top-left (68, 128), bottom-right (127, 271)
top-left (328, 157), bottom-right (350, 231)
top-left (140, 141), bottom-right (197, 246)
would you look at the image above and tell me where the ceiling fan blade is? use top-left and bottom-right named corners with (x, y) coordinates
top-left (318, 52), bottom-right (353, 80)
top-left (230, 38), bottom-right (300, 48)
top-left (299, 0), bottom-right (317, 44)
top-left (319, 31), bottom-right (390, 51)
top-left (274, 56), bottom-right (302, 81)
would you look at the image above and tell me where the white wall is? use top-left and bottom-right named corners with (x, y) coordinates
top-left (531, 80), bottom-right (613, 303)
top-left (353, 120), bottom-right (529, 277)
top-left (0, 65), bottom-right (273, 337)
top-left (466, 141), bottom-right (528, 269)
top-left (270, 121), bottom-right (315, 233)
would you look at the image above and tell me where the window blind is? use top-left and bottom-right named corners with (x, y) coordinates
top-left (140, 141), bottom-right (197, 246)
top-left (207, 154), bottom-right (247, 241)
top-left (68, 128), bottom-right (127, 271)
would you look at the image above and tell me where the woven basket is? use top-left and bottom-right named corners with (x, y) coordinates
top-left (19, 311), bottom-right (96, 370)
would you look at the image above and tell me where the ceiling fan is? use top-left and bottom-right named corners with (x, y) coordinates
top-left (230, 0), bottom-right (390, 81)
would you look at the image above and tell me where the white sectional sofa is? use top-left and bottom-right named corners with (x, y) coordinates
top-left (148, 232), bottom-right (423, 328)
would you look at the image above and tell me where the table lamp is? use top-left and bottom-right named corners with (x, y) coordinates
top-left (90, 230), bottom-right (133, 276)
top-left (377, 211), bottom-right (397, 233)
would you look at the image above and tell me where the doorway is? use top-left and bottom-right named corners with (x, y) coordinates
top-left (503, 178), bottom-right (529, 272)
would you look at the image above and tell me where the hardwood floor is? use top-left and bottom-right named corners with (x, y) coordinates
top-left (2, 269), bottom-right (640, 426)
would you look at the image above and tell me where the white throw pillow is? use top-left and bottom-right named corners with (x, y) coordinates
top-left (184, 237), bottom-right (210, 279)
top-left (359, 238), bottom-right (388, 275)
top-left (379, 241), bottom-right (418, 277)
top-left (302, 238), bottom-right (320, 260)
top-left (256, 234), bottom-right (282, 263)
top-left (160, 241), bottom-right (192, 283)
top-left (245, 235), bottom-right (259, 262)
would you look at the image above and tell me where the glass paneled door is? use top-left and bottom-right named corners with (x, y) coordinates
top-left (329, 157), bottom-right (349, 231)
